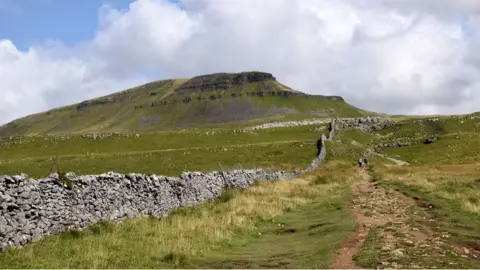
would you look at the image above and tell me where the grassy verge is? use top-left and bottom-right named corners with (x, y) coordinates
top-left (193, 189), bottom-right (355, 269)
top-left (0, 161), bottom-right (357, 269)
top-left (352, 227), bottom-right (381, 267)
top-left (371, 163), bottom-right (480, 256)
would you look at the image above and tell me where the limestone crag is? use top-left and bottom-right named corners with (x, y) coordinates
top-left (175, 72), bottom-right (276, 93)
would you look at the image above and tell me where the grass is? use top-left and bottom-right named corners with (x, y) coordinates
top-left (193, 188), bottom-right (355, 268)
top-left (336, 129), bottom-right (375, 145)
top-left (2, 104), bottom-right (480, 268)
top-left (352, 226), bottom-right (381, 267)
top-left (0, 140), bottom-right (318, 178)
top-left (372, 162), bottom-right (480, 249)
top-left (0, 125), bottom-right (324, 160)
top-left (0, 124), bottom-right (330, 177)
top-left (383, 134), bottom-right (480, 165)
top-left (0, 161), bottom-right (358, 269)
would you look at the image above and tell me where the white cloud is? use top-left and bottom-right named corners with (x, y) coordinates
top-left (1, 0), bottom-right (480, 125)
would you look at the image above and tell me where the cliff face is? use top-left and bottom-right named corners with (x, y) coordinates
top-left (175, 72), bottom-right (277, 93)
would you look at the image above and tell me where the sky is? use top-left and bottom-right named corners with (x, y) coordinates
top-left (1, 0), bottom-right (480, 125)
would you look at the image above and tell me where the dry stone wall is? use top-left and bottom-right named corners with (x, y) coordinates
top-left (336, 117), bottom-right (393, 132)
top-left (0, 120), bottom-right (334, 252)
top-left (0, 169), bottom-right (300, 252)
top-left (305, 134), bottom-right (327, 172)
top-left (245, 119), bottom-right (331, 131)
top-left (244, 117), bottom-right (391, 132)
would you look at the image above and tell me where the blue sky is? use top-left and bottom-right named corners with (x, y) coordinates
top-left (0, 0), bottom-right (135, 50)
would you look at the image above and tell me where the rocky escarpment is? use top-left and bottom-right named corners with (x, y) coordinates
top-left (77, 80), bottom-right (174, 111)
top-left (0, 120), bottom-right (335, 252)
top-left (175, 72), bottom-right (277, 93)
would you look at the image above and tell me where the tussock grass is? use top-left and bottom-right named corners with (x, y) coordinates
top-left (377, 163), bottom-right (480, 215)
top-left (372, 161), bottom-right (480, 248)
top-left (0, 161), bottom-right (357, 268)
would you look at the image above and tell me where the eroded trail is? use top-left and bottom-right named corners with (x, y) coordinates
top-left (330, 168), bottom-right (422, 268)
top-left (331, 168), bottom-right (479, 269)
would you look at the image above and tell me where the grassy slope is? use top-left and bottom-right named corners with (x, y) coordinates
top-left (0, 125), bottom-right (326, 177)
top-left (1, 110), bottom-right (480, 268)
top-left (0, 74), bottom-right (373, 136)
top-left (380, 115), bottom-right (480, 164)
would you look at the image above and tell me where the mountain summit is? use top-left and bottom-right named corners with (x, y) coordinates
top-left (0, 71), bottom-right (373, 136)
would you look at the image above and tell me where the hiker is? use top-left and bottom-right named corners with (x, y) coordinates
top-left (363, 157), bottom-right (369, 168)
top-left (358, 158), bottom-right (363, 168)
top-left (316, 138), bottom-right (323, 156)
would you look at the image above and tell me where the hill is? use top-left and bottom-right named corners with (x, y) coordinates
top-left (0, 71), bottom-right (375, 136)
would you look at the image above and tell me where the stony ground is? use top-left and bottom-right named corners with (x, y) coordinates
top-left (331, 167), bottom-right (479, 269)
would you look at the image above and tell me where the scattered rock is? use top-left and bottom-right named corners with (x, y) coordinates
top-left (392, 249), bottom-right (404, 257)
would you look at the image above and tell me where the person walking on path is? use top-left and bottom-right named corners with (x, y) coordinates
top-left (358, 158), bottom-right (363, 168)
top-left (363, 157), bottom-right (369, 169)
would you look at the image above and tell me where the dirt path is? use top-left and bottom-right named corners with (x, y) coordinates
top-left (331, 167), bottom-right (479, 269)
top-left (371, 152), bottom-right (410, 166)
top-left (331, 168), bottom-right (429, 268)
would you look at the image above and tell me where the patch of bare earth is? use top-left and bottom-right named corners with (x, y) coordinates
top-left (331, 168), bottom-right (478, 269)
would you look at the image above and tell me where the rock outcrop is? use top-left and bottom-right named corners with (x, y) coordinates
top-left (336, 117), bottom-right (393, 132)
top-left (245, 119), bottom-right (331, 131)
top-left (175, 72), bottom-right (276, 93)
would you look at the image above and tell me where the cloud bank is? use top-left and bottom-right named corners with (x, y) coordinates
top-left (1, 0), bottom-right (480, 124)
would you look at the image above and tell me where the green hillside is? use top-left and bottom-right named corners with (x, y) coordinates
top-left (1, 111), bottom-right (480, 268)
top-left (0, 71), bottom-right (375, 136)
